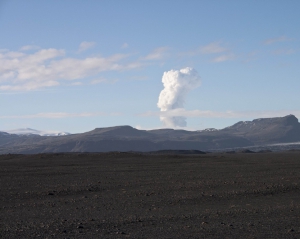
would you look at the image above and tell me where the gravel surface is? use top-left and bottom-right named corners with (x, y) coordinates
top-left (1, 151), bottom-right (300, 238)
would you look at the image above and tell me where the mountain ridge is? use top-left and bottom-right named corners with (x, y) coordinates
top-left (0, 115), bottom-right (299, 154)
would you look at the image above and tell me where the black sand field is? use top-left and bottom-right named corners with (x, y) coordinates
top-left (1, 151), bottom-right (300, 238)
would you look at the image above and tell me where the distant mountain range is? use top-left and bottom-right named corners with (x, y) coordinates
top-left (1, 115), bottom-right (300, 154)
top-left (3, 128), bottom-right (70, 136)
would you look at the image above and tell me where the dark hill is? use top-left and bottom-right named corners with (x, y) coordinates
top-left (82, 125), bottom-right (151, 138)
top-left (222, 115), bottom-right (300, 144)
top-left (148, 150), bottom-right (206, 155)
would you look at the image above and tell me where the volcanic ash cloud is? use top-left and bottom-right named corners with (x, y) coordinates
top-left (157, 67), bottom-right (201, 127)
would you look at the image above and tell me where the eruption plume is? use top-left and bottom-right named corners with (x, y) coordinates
top-left (157, 67), bottom-right (201, 127)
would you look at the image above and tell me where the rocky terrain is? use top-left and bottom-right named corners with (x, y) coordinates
top-left (1, 151), bottom-right (300, 238)
top-left (1, 115), bottom-right (300, 154)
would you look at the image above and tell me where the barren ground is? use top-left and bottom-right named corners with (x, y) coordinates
top-left (1, 151), bottom-right (300, 238)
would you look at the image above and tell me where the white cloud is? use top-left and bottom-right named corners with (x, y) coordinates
top-left (157, 67), bottom-right (201, 127)
top-left (143, 47), bottom-right (169, 60)
top-left (0, 112), bottom-right (120, 119)
top-left (0, 46), bottom-right (170, 91)
top-left (141, 108), bottom-right (300, 120)
top-left (0, 48), bottom-right (137, 91)
top-left (211, 54), bottom-right (235, 63)
top-left (135, 124), bottom-right (151, 130)
top-left (1, 51), bottom-right (26, 58)
top-left (77, 41), bottom-right (96, 53)
top-left (264, 36), bottom-right (293, 45)
top-left (135, 125), bottom-right (165, 130)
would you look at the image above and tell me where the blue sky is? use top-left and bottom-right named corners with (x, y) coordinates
top-left (0, 0), bottom-right (300, 133)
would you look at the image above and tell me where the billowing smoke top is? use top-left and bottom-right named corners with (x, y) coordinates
top-left (157, 67), bottom-right (201, 127)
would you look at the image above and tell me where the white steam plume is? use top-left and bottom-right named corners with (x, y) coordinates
top-left (157, 67), bottom-right (201, 127)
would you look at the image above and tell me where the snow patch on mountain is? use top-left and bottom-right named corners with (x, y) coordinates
top-left (3, 128), bottom-right (70, 136)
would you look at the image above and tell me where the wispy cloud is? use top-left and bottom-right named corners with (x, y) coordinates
top-left (71, 82), bottom-right (83, 86)
top-left (264, 36), bottom-right (293, 45)
top-left (77, 41), bottom-right (96, 53)
top-left (142, 47), bottom-right (169, 60)
top-left (129, 75), bottom-right (148, 81)
top-left (0, 45), bottom-right (171, 91)
top-left (0, 49), bottom-right (9, 53)
top-left (20, 45), bottom-right (40, 51)
top-left (272, 48), bottom-right (296, 55)
top-left (200, 42), bottom-right (227, 54)
top-left (181, 42), bottom-right (235, 63)
top-left (0, 81), bottom-right (60, 91)
top-left (0, 112), bottom-right (121, 119)
top-left (0, 48), bottom-right (132, 91)
top-left (140, 108), bottom-right (300, 120)
top-left (90, 78), bottom-right (118, 84)
top-left (242, 51), bottom-right (259, 63)
top-left (182, 42), bottom-right (228, 56)
top-left (121, 43), bottom-right (129, 49)
top-left (211, 53), bottom-right (235, 63)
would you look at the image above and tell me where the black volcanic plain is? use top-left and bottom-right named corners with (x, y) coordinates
top-left (1, 115), bottom-right (300, 154)
top-left (1, 151), bottom-right (300, 238)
